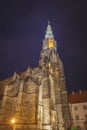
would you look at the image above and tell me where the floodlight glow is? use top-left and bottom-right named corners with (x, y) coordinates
top-left (11, 118), bottom-right (15, 124)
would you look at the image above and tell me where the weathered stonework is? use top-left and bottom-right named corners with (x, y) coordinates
top-left (0, 23), bottom-right (71, 130)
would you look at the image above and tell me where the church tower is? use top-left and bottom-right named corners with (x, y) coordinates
top-left (39, 22), bottom-right (71, 130)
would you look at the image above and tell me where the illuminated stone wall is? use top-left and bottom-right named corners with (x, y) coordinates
top-left (0, 23), bottom-right (71, 130)
top-left (0, 50), bottom-right (71, 130)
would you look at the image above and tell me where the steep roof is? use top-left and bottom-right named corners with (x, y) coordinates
top-left (68, 90), bottom-right (87, 104)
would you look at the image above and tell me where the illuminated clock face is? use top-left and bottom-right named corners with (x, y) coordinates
top-left (48, 39), bottom-right (54, 48)
top-left (44, 45), bottom-right (48, 50)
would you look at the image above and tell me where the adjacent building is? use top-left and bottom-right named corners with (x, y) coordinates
top-left (68, 90), bottom-right (87, 130)
top-left (0, 23), bottom-right (71, 130)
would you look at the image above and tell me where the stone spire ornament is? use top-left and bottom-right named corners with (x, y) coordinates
top-left (45, 21), bottom-right (54, 39)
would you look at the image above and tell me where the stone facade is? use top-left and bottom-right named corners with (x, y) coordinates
top-left (0, 23), bottom-right (71, 130)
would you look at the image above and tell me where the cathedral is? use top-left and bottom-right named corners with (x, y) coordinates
top-left (0, 23), bottom-right (71, 130)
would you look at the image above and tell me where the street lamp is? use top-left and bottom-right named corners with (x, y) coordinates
top-left (11, 118), bottom-right (16, 124)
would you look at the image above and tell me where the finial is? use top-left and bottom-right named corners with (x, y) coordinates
top-left (48, 20), bottom-right (50, 25)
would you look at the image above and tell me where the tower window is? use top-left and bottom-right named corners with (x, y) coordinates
top-left (48, 39), bottom-right (54, 48)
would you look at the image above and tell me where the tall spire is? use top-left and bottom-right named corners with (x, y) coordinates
top-left (45, 21), bottom-right (54, 39)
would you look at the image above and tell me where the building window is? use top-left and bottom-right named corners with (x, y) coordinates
top-left (83, 105), bottom-right (87, 109)
top-left (76, 115), bottom-right (79, 120)
top-left (77, 125), bottom-right (81, 129)
top-left (74, 106), bottom-right (78, 110)
top-left (85, 115), bottom-right (87, 122)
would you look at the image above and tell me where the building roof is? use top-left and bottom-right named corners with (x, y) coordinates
top-left (68, 90), bottom-right (87, 104)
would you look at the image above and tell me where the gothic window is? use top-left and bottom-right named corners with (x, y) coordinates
top-left (76, 115), bottom-right (79, 120)
top-left (44, 56), bottom-right (49, 63)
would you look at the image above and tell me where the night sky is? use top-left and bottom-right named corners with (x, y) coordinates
top-left (0, 0), bottom-right (87, 92)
